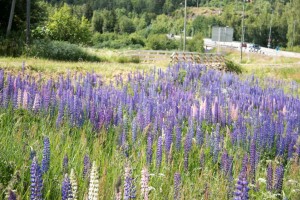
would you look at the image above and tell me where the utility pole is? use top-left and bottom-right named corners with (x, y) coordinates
top-left (26, 0), bottom-right (31, 45)
top-left (183, 0), bottom-right (187, 51)
top-left (240, 0), bottom-right (245, 63)
top-left (267, 8), bottom-right (273, 48)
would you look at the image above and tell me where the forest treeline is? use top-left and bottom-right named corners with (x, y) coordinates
top-left (0, 0), bottom-right (299, 59)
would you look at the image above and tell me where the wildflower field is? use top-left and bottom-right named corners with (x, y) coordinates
top-left (0, 63), bottom-right (300, 200)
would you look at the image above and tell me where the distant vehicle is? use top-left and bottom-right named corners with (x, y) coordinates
top-left (249, 44), bottom-right (261, 52)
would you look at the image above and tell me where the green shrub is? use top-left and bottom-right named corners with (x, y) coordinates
top-left (225, 59), bottom-right (242, 74)
top-left (117, 56), bottom-right (140, 63)
top-left (27, 40), bottom-right (101, 62)
top-left (92, 33), bottom-right (145, 49)
top-left (0, 34), bottom-right (24, 56)
top-left (146, 34), bottom-right (178, 50)
top-left (187, 33), bottom-right (204, 53)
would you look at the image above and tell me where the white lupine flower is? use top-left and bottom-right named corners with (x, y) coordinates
top-left (88, 161), bottom-right (99, 200)
top-left (70, 169), bottom-right (78, 200)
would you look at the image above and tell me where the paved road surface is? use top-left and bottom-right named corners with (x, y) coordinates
top-left (203, 38), bottom-right (300, 59)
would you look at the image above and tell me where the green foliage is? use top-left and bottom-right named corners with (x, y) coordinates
top-left (225, 59), bottom-right (243, 74)
top-left (0, 34), bottom-right (24, 56)
top-left (92, 33), bottom-right (145, 49)
top-left (27, 40), bottom-right (101, 62)
top-left (91, 10), bottom-right (104, 33)
top-left (46, 4), bottom-right (92, 44)
top-left (146, 34), bottom-right (179, 50)
top-left (117, 56), bottom-right (140, 63)
top-left (186, 33), bottom-right (204, 53)
top-left (118, 16), bottom-right (136, 34)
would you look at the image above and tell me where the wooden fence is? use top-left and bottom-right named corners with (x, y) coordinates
top-left (120, 50), bottom-right (226, 67)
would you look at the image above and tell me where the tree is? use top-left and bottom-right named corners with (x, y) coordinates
top-left (47, 4), bottom-right (91, 44)
top-left (118, 16), bottom-right (136, 34)
top-left (6, 0), bottom-right (17, 36)
top-left (92, 10), bottom-right (103, 33)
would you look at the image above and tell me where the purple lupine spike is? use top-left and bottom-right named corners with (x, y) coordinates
top-left (124, 165), bottom-right (136, 200)
top-left (41, 136), bottom-right (50, 173)
top-left (62, 174), bottom-right (73, 200)
top-left (7, 189), bottom-right (17, 200)
top-left (175, 123), bottom-right (181, 151)
top-left (156, 136), bottom-right (163, 168)
top-left (30, 157), bottom-right (43, 200)
top-left (266, 163), bottom-right (273, 191)
top-left (233, 171), bottom-right (249, 200)
top-left (146, 133), bottom-right (153, 165)
top-left (196, 124), bottom-right (203, 147)
top-left (83, 154), bottom-right (91, 179)
top-left (56, 99), bottom-right (65, 128)
top-left (249, 140), bottom-right (256, 182)
top-left (63, 154), bottom-right (68, 173)
top-left (241, 154), bottom-right (248, 174)
top-left (131, 118), bottom-right (137, 142)
top-left (164, 125), bottom-right (172, 161)
top-left (274, 164), bottom-right (284, 193)
top-left (117, 103), bottom-right (123, 126)
top-left (174, 172), bottom-right (181, 200)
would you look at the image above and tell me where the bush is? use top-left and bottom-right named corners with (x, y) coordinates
top-left (27, 40), bottom-right (101, 62)
top-left (117, 56), bottom-right (140, 63)
top-left (0, 34), bottom-right (24, 56)
top-left (225, 59), bottom-right (242, 74)
top-left (92, 33), bottom-right (145, 49)
top-left (146, 34), bottom-right (178, 50)
top-left (187, 33), bottom-right (204, 53)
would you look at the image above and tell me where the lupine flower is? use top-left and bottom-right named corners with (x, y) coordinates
top-left (63, 154), bottom-right (68, 173)
top-left (83, 154), bottom-right (91, 179)
top-left (7, 189), bottom-right (17, 200)
top-left (62, 174), bottom-right (73, 200)
top-left (30, 157), bottom-right (43, 200)
top-left (30, 147), bottom-right (36, 160)
top-left (233, 171), bottom-right (249, 200)
top-left (16, 88), bottom-right (22, 108)
top-left (174, 172), bottom-right (181, 200)
top-left (266, 163), bottom-right (273, 191)
top-left (156, 136), bottom-right (163, 168)
top-left (32, 93), bottom-right (41, 111)
top-left (88, 161), bottom-right (99, 200)
top-left (70, 169), bottom-right (78, 200)
top-left (274, 164), bottom-right (284, 194)
top-left (146, 133), bottom-right (153, 165)
top-left (175, 124), bottom-right (182, 151)
top-left (23, 89), bottom-right (29, 109)
top-left (41, 136), bottom-right (50, 173)
top-left (124, 165), bottom-right (136, 200)
top-left (141, 167), bottom-right (150, 200)
top-left (249, 140), bottom-right (256, 182)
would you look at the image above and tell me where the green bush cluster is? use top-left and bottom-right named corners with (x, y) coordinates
top-left (92, 33), bottom-right (145, 49)
top-left (146, 34), bottom-right (179, 50)
top-left (27, 40), bottom-right (101, 62)
top-left (225, 60), bottom-right (243, 74)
